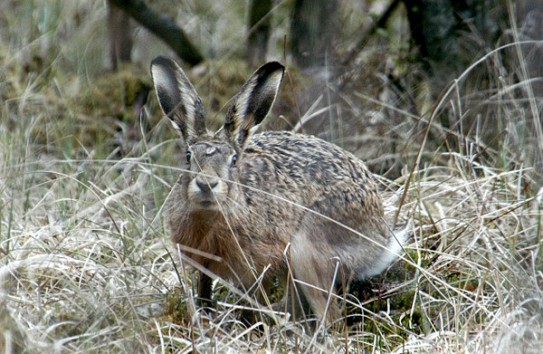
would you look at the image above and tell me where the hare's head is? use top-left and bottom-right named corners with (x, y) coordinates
top-left (151, 57), bottom-right (284, 211)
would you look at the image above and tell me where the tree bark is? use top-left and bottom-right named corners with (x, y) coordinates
top-left (107, 1), bottom-right (133, 70)
top-left (247, 0), bottom-right (272, 66)
top-left (402, 0), bottom-right (506, 84)
top-left (108, 0), bottom-right (204, 66)
top-left (290, 0), bottom-right (339, 68)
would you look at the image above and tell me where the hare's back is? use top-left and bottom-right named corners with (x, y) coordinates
top-left (245, 131), bottom-right (375, 184)
top-left (241, 131), bottom-right (383, 219)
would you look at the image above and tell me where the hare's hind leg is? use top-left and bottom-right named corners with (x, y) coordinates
top-left (197, 272), bottom-right (214, 309)
top-left (289, 229), bottom-right (346, 325)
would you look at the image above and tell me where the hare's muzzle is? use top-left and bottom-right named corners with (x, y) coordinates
top-left (195, 179), bottom-right (218, 192)
top-left (187, 175), bottom-right (226, 210)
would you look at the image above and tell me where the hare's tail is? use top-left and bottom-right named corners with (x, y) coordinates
top-left (364, 218), bottom-right (412, 278)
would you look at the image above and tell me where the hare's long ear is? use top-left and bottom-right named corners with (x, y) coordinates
top-left (223, 62), bottom-right (284, 148)
top-left (150, 56), bottom-right (206, 141)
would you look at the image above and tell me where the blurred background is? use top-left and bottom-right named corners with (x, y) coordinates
top-left (2, 0), bottom-right (542, 182)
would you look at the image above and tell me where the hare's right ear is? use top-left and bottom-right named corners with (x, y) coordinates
top-left (223, 62), bottom-right (284, 148)
top-left (150, 56), bottom-right (206, 141)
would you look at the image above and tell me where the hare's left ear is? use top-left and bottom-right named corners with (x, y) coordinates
top-left (150, 56), bottom-right (207, 142)
top-left (223, 62), bottom-right (284, 148)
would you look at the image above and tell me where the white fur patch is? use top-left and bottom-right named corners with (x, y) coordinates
top-left (235, 77), bottom-right (258, 119)
top-left (363, 219), bottom-right (412, 277)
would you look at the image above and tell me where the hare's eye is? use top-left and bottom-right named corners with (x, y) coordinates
top-left (230, 154), bottom-right (238, 166)
top-left (185, 151), bottom-right (192, 164)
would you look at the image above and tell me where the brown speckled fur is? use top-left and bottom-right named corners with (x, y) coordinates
top-left (151, 57), bottom-right (407, 324)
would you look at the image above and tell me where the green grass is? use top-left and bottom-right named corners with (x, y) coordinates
top-left (1, 0), bottom-right (542, 353)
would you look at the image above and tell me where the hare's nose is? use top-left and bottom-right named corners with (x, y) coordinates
top-left (196, 179), bottom-right (218, 193)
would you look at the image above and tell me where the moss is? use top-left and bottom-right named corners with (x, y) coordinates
top-left (163, 288), bottom-right (189, 325)
top-left (77, 64), bottom-right (151, 121)
top-left (55, 64), bottom-right (152, 157)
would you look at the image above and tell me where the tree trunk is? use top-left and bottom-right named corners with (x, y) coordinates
top-left (290, 0), bottom-right (339, 68)
top-left (247, 0), bottom-right (272, 66)
top-left (107, 1), bottom-right (133, 70)
top-left (402, 0), bottom-right (506, 88)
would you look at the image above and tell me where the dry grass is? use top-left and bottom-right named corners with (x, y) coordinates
top-left (1, 0), bottom-right (542, 353)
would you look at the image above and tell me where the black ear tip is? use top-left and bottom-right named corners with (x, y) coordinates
top-left (150, 56), bottom-right (178, 72)
top-left (265, 61), bottom-right (285, 70)
top-left (265, 61), bottom-right (285, 71)
top-left (258, 61), bottom-right (285, 76)
top-left (151, 55), bottom-right (166, 68)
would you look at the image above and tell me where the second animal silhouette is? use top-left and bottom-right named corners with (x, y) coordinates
top-left (150, 56), bottom-right (408, 325)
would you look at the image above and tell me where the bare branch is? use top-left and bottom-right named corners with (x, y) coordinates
top-left (109, 0), bottom-right (204, 66)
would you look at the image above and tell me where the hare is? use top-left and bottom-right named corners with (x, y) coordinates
top-left (150, 56), bottom-right (408, 324)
